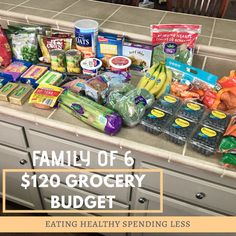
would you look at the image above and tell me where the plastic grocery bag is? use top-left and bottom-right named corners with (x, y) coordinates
top-left (151, 24), bottom-right (201, 65)
top-left (106, 84), bottom-right (154, 127)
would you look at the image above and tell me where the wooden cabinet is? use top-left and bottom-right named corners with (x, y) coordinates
top-left (133, 188), bottom-right (222, 216)
top-left (139, 162), bottom-right (236, 215)
top-left (0, 143), bottom-right (42, 210)
top-left (0, 120), bottom-right (27, 148)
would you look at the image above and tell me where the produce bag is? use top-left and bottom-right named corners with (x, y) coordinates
top-left (0, 26), bottom-right (12, 67)
top-left (166, 58), bottom-right (218, 101)
top-left (203, 71), bottom-right (236, 114)
top-left (219, 116), bottom-right (236, 167)
top-left (220, 116), bottom-right (236, 152)
top-left (59, 90), bottom-right (122, 135)
top-left (151, 24), bottom-right (201, 65)
top-left (7, 26), bottom-right (39, 63)
top-left (106, 84), bottom-right (154, 127)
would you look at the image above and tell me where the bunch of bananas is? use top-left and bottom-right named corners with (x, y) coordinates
top-left (137, 62), bottom-right (173, 98)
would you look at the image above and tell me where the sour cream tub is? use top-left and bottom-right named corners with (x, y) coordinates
top-left (109, 56), bottom-right (132, 72)
top-left (74, 19), bottom-right (98, 58)
top-left (80, 58), bottom-right (102, 76)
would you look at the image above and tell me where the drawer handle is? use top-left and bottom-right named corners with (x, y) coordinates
top-left (138, 197), bottom-right (147, 204)
top-left (76, 155), bottom-right (80, 162)
top-left (195, 192), bottom-right (206, 200)
top-left (19, 159), bottom-right (27, 165)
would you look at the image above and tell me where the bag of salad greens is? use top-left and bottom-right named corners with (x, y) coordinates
top-left (151, 24), bottom-right (201, 66)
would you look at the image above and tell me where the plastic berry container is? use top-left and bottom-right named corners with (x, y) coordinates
top-left (164, 116), bottom-right (196, 146)
top-left (141, 108), bottom-right (172, 135)
top-left (201, 109), bottom-right (231, 132)
top-left (190, 125), bottom-right (223, 156)
top-left (177, 101), bottom-right (205, 122)
top-left (153, 94), bottom-right (181, 115)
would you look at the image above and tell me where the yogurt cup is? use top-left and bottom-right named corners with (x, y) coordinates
top-left (109, 56), bottom-right (132, 72)
top-left (74, 19), bottom-right (99, 58)
top-left (80, 58), bottom-right (102, 76)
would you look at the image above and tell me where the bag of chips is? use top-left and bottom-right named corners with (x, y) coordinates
top-left (39, 32), bottom-right (73, 63)
top-left (0, 26), bottom-right (12, 67)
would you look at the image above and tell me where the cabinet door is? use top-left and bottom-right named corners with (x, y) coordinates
top-left (0, 144), bottom-right (42, 210)
top-left (133, 188), bottom-right (222, 216)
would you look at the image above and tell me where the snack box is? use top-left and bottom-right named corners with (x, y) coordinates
top-left (176, 101), bottom-right (205, 123)
top-left (0, 82), bottom-right (19, 101)
top-left (36, 70), bottom-right (63, 86)
top-left (2, 60), bottom-right (32, 81)
top-left (29, 84), bottom-right (64, 109)
top-left (201, 110), bottom-right (231, 132)
top-left (153, 94), bottom-right (181, 114)
top-left (164, 116), bottom-right (196, 146)
top-left (96, 32), bottom-right (124, 68)
top-left (20, 65), bottom-right (48, 85)
top-left (141, 108), bottom-right (172, 135)
top-left (123, 42), bottom-right (152, 71)
top-left (9, 84), bottom-right (33, 105)
top-left (190, 125), bottom-right (223, 156)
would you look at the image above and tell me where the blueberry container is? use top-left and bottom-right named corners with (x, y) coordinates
top-left (177, 101), bottom-right (205, 122)
top-left (202, 110), bottom-right (231, 132)
top-left (164, 116), bottom-right (196, 146)
top-left (153, 94), bottom-right (181, 115)
top-left (190, 125), bottom-right (223, 156)
top-left (141, 108), bottom-right (172, 135)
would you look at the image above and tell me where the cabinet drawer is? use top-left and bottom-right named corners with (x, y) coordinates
top-left (140, 162), bottom-right (236, 215)
top-left (41, 182), bottom-right (129, 216)
top-left (0, 120), bottom-right (27, 148)
top-left (43, 198), bottom-right (95, 216)
top-left (28, 130), bottom-right (133, 170)
top-left (36, 162), bottom-right (130, 203)
top-left (134, 188), bottom-right (222, 216)
top-left (0, 144), bottom-right (41, 209)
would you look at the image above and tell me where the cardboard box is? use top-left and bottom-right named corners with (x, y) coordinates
top-left (0, 82), bottom-right (19, 102)
top-left (9, 84), bottom-right (33, 105)
top-left (123, 42), bottom-right (152, 71)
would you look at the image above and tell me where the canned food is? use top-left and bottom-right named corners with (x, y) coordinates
top-left (50, 49), bottom-right (66, 73)
top-left (66, 49), bottom-right (82, 74)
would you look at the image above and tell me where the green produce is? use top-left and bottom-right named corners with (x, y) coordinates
top-left (106, 84), bottom-right (154, 127)
top-left (59, 90), bottom-right (122, 135)
top-left (220, 136), bottom-right (236, 152)
top-left (221, 153), bottom-right (236, 166)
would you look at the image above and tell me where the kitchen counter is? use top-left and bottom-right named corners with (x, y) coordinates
top-left (0, 70), bottom-right (235, 180)
top-left (0, 0), bottom-right (236, 76)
